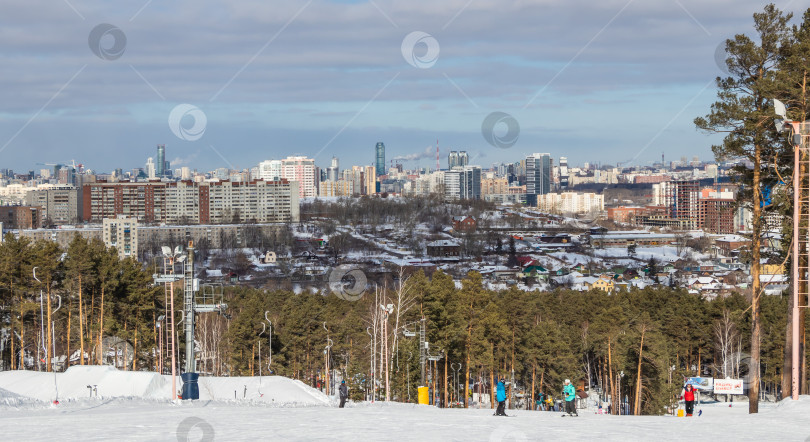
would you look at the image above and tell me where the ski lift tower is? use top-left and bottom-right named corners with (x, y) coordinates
top-left (183, 240), bottom-right (196, 374)
top-left (773, 98), bottom-right (809, 401)
top-left (153, 246), bottom-right (186, 400)
top-left (154, 239), bottom-right (228, 400)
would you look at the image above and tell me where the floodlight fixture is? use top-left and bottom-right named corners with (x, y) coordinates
top-left (774, 98), bottom-right (787, 119)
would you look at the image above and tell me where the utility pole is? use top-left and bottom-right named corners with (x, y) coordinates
top-left (420, 317), bottom-right (426, 386)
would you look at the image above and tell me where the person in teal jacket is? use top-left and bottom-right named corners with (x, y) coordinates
top-left (563, 379), bottom-right (578, 416)
top-left (494, 379), bottom-right (507, 416)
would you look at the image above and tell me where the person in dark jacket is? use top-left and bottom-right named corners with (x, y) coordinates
top-left (339, 380), bottom-right (348, 408)
top-left (495, 379), bottom-right (507, 416)
top-left (681, 384), bottom-right (696, 416)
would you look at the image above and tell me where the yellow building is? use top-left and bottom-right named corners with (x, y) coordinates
top-left (590, 275), bottom-right (614, 292)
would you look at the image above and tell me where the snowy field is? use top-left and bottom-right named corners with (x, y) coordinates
top-left (1, 367), bottom-right (809, 441)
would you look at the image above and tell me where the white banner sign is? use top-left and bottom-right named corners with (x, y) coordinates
top-left (713, 378), bottom-right (744, 395)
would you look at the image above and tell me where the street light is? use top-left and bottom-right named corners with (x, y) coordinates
top-left (773, 98), bottom-right (803, 401)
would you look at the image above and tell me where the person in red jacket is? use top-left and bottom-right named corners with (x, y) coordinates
top-left (681, 384), bottom-right (696, 416)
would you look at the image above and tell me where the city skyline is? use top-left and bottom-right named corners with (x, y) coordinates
top-left (0, 0), bottom-right (774, 172)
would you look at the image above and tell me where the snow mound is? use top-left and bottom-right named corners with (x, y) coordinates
top-left (0, 366), bottom-right (330, 407)
top-left (0, 366), bottom-right (168, 402)
top-left (197, 376), bottom-right (331, 406)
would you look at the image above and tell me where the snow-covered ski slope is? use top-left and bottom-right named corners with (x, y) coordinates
top-left (0, 366), bottom-right (808, 441)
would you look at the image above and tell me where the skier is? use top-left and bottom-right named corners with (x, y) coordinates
top-left (681, 383), bottom-right (695, 417)
top-left (339, 380), bottom-right (348, 408)
top-left (563, 379), bottom-right (577, 416)
top-left (494, 378), bottom-right (507, 416)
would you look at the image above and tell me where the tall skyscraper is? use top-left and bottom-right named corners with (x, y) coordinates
top-left (526, 153), bottom-right (552, 206)
top-left (145, 157), bottom-right (156, 179)
top-left (375, 142), bottom-right (385, 176)
top-left (326, 156), bottom-right (340, 181)
top-left (559, 156), bottom-right (569, 189)
top-left (156, 144), bottom-right (165, 178)
top-left (448, 151), bottom-right (469, 169)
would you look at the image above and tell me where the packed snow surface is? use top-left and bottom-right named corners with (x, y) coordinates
top-left (0, 367), bottom-right (808, 441)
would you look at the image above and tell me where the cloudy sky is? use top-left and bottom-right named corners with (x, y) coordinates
top-left (0, 0), bottom-right (797, 173)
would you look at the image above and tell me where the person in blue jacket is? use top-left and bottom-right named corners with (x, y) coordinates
top-left (495, 378), bottom-right (507, 416)
top-left (563, 379), bottom-right (578, 416)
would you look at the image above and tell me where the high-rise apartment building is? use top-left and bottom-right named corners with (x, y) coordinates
top-left (145, 157), bottom-right (156, 179)
top-left (280, 156), bottom-right (316, 198)
top-left (326, 157), bottom-right (340, 182)
top-left (375, 142), bottom-right (385, 176)
top-left (258, 160), bottom-right (283, 181)
top-left (444, 166), bottom-right (481, 201)
top-left (156, 144), bottom-right (165, 178)
top-left (83, 180), bottom-right (299, 224)
top-left (448, 151), bottom-right (469, 169)
top-left (526, 153), bottom-right (552, 206)
top-left (559, 157), bottom-right (569, 189)
top-left (25, 185), bottom-right (81, 225)
top-left (103, 216), bottom-right (138, 260)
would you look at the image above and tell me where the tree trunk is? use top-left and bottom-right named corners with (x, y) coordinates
top-left (750, 142), bottom-right (762, 414)
top-left (132, 327), bottom-right (138, 371)
top-left (490, 366), bottom-right (495, 409)
top-left (78, 275), bottom-right (84, 365)
top-left (530, 365), bottom-right (535, 411)
top-left (98, 287), bottom-right (104, 365)
top-left (19, 299), bottom-right (24, 369)
top-left (634, 329), bottom-right (645, 415)
top-left (10, 315), bottom-right (14, 371)
top-left (123, 322), bottom-right (128, 370)
top-left (444, 357), bottom-right (448, 408)
top-left (464, 354), bottom-right (469, 408)
top-left (608, 338), bottom-right (616, 415)
top-left (46, 284), bottom-right (52, 372)
top-left (66, 300), bottom-right (71, 369)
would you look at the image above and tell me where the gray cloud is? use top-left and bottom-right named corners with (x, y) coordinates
top-left (0, 0), bottom-right (787, 170)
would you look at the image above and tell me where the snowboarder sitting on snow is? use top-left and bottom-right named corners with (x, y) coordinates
top-left (563, 379), bottom-right (577, 416)
top-left (495, 379), bottom-right (507, 416)
top-left (681, 383), bottom-right (696, 416)
top-left (339, 380), bottom-right (348, 408)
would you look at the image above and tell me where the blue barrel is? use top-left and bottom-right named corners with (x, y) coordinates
top-left (181, 372), bottom-right (199, 400)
